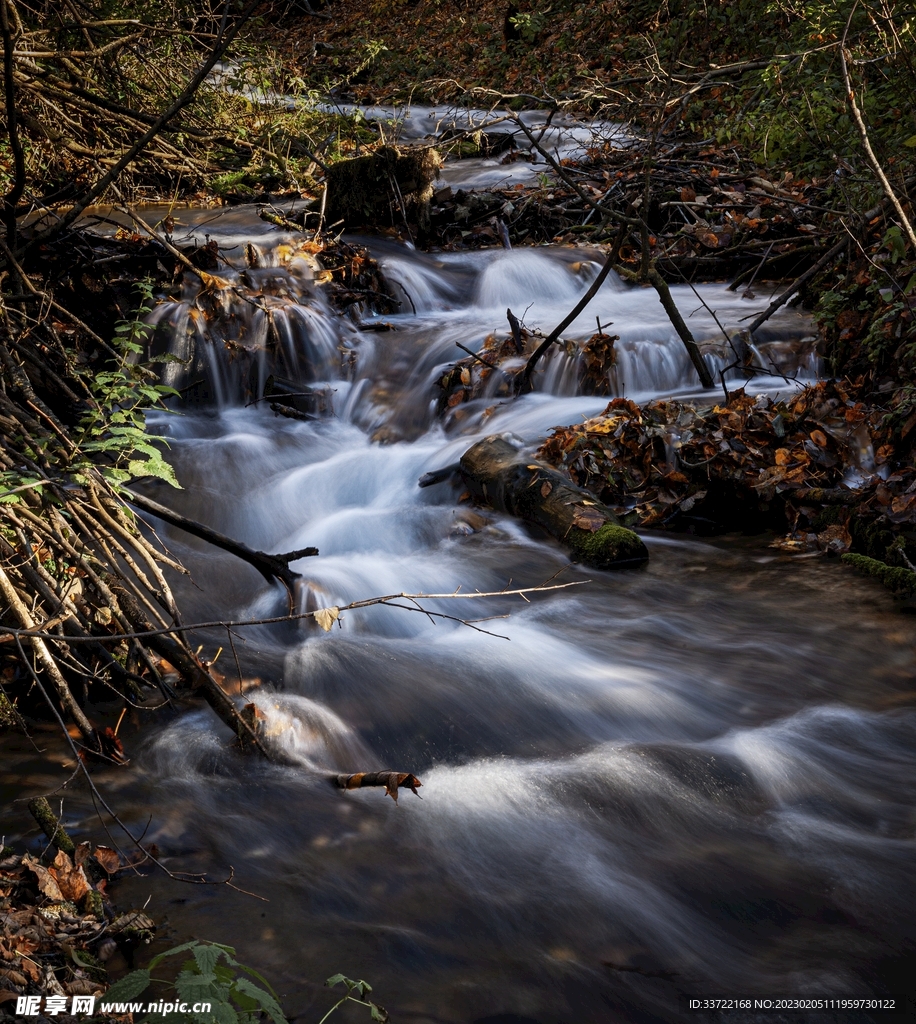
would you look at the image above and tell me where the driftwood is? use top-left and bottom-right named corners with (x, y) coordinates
top-left (333, 771), bottom-right (423, 803)
top-left (458, 436), bottom-right (648, 568)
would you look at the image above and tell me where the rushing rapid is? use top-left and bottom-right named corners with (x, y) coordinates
top-left (22, 199), bottom-right (915, 1024)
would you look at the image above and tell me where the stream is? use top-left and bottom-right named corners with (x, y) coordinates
top-left (8, 141), bottom-right (916, 1024)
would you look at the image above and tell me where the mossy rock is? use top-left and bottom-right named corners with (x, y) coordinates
top-left (567, 521), bottom-right (648, 569)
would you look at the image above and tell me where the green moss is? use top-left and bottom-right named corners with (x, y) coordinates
top-left (812, 504), bottom-right (843, 532)
top-left (81, 889), bottom-right (106, 921)
top-left (841, 552), bottom-right (916, 596)
top-left (569, 522), bottom-right (648, 568)
top-left (0, 691), bottom-right (21, 730)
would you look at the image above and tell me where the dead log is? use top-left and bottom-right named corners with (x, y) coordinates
top-left (458, 436), bottom-right (648, 568)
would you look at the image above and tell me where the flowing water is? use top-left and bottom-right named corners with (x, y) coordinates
top-left (9, 195), bottom-right (916, 1024)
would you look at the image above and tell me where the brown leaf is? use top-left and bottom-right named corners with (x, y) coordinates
top-left (541, 481), bottom-right (553, 497)
top-left (19, 958), bottom-right (40, 982)
top-left (22, 855), bottom-right (63, 901)
top-left (313, 606), bottom-right (340, 632)
top-left (66, 980), bottom-right (102, 996)
top-left (50, 849), bottom-right (90, 903)
top-left (809, 429), bottom-right (828, 447)
top-left (92, 847), bottom-right (120, 876)
top-left (572, 506), bottom-right (605, 532)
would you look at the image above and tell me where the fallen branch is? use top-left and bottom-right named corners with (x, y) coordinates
top-left (333, 771), bottom-right (422, 803)
top-left (518, 248), bottom-right (618, 393)
top-left (744, 236), bottom-right (849, 335)
top-left (123, 489), bottom-right (317, 607)
top-left (646, 266), bottom-right (714, 388)
top-left (1, 579), bottom-right (586, 644)
top-left (459, 436), bottom-right (648, 568)
top-left (19, 0), bottom-right (265, 255)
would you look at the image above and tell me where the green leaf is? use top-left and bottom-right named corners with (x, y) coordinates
top-left (192, 944), bottom-right (224, 978)
top-left (369, 1002), bottom-right (389, 1023)
top-left (904, 135), bottom-right (916, 148)
top-left (232, 976), bottom-right (288, 1024)
top-left (175, 970), bottom-right (219, 1004)
top-left (228, 984), bottom-right (259, 1014)
top-left (127, 458), bottom-right (180, 487)
top-left (149, 940), bottom-right (207, 969)
top-left (210, 1000), bottom-right (240, 1024)
top-left (102, 968), bottom-right (151, 1001)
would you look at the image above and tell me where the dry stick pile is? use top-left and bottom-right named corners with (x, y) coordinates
top-left (0, 284), bottom-right (269, 761)
top-left (1, 0), bottom-right (268, 206)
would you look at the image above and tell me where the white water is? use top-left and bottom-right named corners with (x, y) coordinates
top-left (48, 209), bottom-right (916, 1024)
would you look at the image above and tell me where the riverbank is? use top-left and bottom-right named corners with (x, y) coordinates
top-left (0, 801), bottom-right (156, 1015)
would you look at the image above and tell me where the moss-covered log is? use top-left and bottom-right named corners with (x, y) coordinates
top-left (459, 436), bottom-right (648, 568)
top-left (841, 552), bottom-right (916, 597)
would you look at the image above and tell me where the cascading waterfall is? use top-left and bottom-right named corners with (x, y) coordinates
top-left (55, 200), bottom-right (914, 1024)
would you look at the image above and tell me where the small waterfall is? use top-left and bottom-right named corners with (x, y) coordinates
top-left (145, 240), bottom-right (352, 405)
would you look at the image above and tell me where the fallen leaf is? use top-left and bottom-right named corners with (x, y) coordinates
top-left (572, 506), bottom-right (605, 532)
top-left (541, 481), bottom-right (553, 497)
top-left (22, 855), bottom-right (63, 901)
top-left (314, 607), bottom-right (340, 632)
top-left (92, 847), bottom-right (120, 876)
top-left (50, 849), bottom-right (89, 903)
